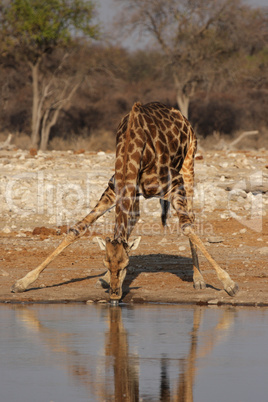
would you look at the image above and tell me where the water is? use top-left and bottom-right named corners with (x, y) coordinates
top-left (0, 303), bottom-right (268, 402)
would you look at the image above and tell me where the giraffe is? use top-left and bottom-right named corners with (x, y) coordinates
top-left (11, 101), bottom-right (238, 300)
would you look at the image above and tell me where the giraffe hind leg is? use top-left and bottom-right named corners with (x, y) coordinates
top-left (11, 182), bottom-right (116, 293)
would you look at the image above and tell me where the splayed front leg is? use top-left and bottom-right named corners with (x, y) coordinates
top-left (11, 232), bottom-right (77, 293)
top-left (183, 225), bottom-right (238, 296)
top-left (12, 273), bottom-right (38, 293)
top-left (171, 183), bottom-right (238, 297)
top-left (189, 239), bottom-right (206, 290)
top-left (11, 181), bottom-right (116, 293)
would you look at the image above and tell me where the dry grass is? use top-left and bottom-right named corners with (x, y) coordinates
top-left (0, 130), bottom-right (116, 152)
top-left (1, 126), bottom-right (267, 152)
top-left (199, 128), bottom-right (268, 151)
top-left (0, 132), bottom-right (32, 149)
top-left (49, 130), bottom-right (116, 152)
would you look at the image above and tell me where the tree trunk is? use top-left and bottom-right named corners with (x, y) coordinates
top-left (39, 80), bottom-right (81, 151)
top-left (40, 107), bottom-right (60, 151)
top-left (173, 73), bottom-right (190, 119)
top-left (40, 124), bottom-right (51, 151)
top-left (176, 92), bottom-right (190, 119)
top-left (30, 60), bottom-right (41, 148)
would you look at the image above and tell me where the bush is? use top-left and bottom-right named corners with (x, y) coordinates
top-left (190, 96), bottom-right (241, 137)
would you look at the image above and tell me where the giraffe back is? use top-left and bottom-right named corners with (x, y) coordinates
top-left (115, 102), bottom-right (196, 190)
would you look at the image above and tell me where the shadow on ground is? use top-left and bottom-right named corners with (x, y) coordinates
top-left (25, 253), bottom-right (194, 294)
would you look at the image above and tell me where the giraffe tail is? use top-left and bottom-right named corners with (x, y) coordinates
top-left (160, 199), bottom-right (170, 226)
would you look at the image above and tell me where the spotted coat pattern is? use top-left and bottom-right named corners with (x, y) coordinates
top-left (112, 101), bottom-right (196, 241)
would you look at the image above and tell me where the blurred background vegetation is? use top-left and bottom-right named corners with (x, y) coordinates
top-left (0, 0), bottom-right (267, 151)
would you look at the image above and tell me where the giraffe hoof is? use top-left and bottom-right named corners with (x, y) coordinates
top-left (193, 278), bottom-right (206, 290)
top-left (225, 281), bottom-right (239, 297)
top-left (11, 280), bottom-right (27, 293)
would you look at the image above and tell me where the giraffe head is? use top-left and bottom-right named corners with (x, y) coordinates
top-left (97, 237), bottom-right (141, 300)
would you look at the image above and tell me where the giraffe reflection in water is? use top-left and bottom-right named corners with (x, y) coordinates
top-left (15, 306), bottom-right (235, 401)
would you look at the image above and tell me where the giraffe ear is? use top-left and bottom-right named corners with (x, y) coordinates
top-left (129, 236), bottom-right (141, 251)
top-left (95, 237), bottom-right (106, 250)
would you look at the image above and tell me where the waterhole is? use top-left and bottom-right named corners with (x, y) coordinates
top-left (0, 304), bottom-right (267, 401)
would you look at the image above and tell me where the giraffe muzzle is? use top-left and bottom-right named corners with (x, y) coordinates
top-left (109, 286), bottom-right (122, 300)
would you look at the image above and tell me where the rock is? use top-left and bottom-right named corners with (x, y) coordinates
top-left (29, 148), bottom-right (37, 157)
top-left (207, 236), bottom-right (224, 243)
top-left (229, 189), bottom-right (247, 200)
top-left (259, 247), bottom-right (268, 255)
top-left (208, 299), bottom-right (219, 305)
top-left (223, 179), bottom-right (268, 194)
top-left (179, 246), bottom-right (186, 251)
top-left (158, 238), bottom-right (168, 245)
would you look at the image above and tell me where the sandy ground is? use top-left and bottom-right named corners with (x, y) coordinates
top-left (0, 148), bottom-right (267, 306)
